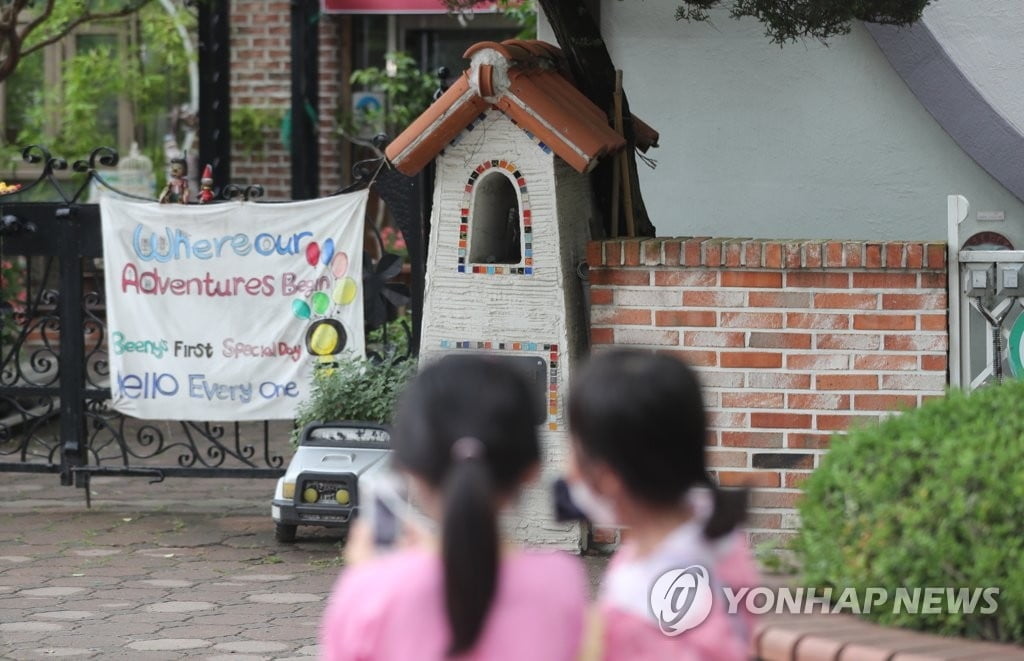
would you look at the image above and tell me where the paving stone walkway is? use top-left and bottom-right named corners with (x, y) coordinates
top-left (0, 472), bottom-right (603, 660)
top-left (0, 472), bottom-right (354, 659)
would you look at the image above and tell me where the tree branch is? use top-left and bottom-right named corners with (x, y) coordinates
top-left (676, 0), bottom-right (934, 44)
top-left (21, 0), bottom-right (155, 58)
top-left (20, 0), bottom-right (56, 49)
top-left (0, 0), bottom-right (33, 28)
top-left (0, 0), bottom-right (36, 83)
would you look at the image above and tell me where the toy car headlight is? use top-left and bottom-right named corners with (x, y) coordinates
top-left (335, 488), bottom-right (351, 505)
top-left (282, 481), bottom-right (296, 499)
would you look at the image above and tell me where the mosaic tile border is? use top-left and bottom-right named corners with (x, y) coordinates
top-left (445, 110), bottom-right (553, 158)
top-left (439, 340), bottom-right (559, 431)
top-left (507, 114), bottom-right (554, 156)
top-left (447, 112), bottom-right (489, 151)
top-left (458, 158), bottom-right (533, 276)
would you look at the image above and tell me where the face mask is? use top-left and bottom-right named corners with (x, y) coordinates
top-left (567, 479), bottom-right (619, 527)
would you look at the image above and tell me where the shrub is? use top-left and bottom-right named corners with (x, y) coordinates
top-left (291, 358), bottom-right (416, 445)
top-left (795, 382), bottom-right (1024, 643)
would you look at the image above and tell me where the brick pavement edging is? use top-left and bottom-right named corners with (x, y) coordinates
top-left (752, 612), bottom-right (1024, 660)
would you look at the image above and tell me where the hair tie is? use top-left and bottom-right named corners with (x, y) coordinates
top-left (451, 436), bottom-right (485, 462)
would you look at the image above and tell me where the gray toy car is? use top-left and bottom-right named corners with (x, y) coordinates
top-left (271, 421), bottom-right (391, 543)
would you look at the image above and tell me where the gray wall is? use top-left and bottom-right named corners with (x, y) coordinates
top-left (925, 1), bottom-right (1024, 135)
top-left (540, 2), bottom-right (1024, 241)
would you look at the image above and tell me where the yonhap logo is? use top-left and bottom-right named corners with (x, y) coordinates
top-left (649, 565), bottom-right (714, 636)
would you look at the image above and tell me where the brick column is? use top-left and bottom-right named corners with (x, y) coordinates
top-left (587, 238), bottom-right (949, 547)
top-left (230, 2), bottom-right (343, 199)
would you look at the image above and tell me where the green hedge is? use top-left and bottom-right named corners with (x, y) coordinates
top-left (795, 381), bottom-right (1024, 643)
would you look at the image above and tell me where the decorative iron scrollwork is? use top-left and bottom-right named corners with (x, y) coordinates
top-left (221, 184), bottom-right (265, 202)
top-left (72, 146), bottom-right (119, 173)
top-left (0, 146), bottom-right (285, 481)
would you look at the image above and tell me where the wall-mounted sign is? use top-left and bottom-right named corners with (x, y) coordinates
top-left (99, 192), bottom-right (368, 421)
top-left (353, 91), bottom-right (385, 114)
top-left (1008, 313), bottom-right (1024, 378)
top-left (322, 0), bottom-right (498, 13)
top-left (351, 91), bottom-right (386, 137)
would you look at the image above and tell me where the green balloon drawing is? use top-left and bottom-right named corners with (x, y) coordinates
top-left (311, 291), bottom-right (330, 315)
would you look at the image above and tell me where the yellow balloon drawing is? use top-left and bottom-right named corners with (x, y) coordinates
top-left (331, 277), bottom-right (358, 305)
top-left (309, 322), bottom-right (340, 355)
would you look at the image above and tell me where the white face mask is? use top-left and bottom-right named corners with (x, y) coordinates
top-left (568, 480), bottom-right (619, 527)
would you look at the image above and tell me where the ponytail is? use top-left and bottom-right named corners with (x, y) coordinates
top-left (391, 357), bottom-right (540, 656)
top-left (703, 484), bottom-right (749, 540)
top-left (442, 452), bottom-right (499, 656)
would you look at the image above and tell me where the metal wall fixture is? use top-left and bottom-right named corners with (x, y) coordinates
top-left (948, 194), bottom-right (1024, 390)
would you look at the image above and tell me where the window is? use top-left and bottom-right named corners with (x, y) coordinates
top-left (0, 19), bottom-right (135, 159)
top-left (469, 171), bottom-right (521, 264)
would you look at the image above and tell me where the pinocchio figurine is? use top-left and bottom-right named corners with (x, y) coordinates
top-left (159, 157), bottom-right (190, 204)
top-left (198, 164), bottom-right (215, 204)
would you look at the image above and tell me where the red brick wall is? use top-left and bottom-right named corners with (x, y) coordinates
top-left (230, 2), bottom-right (344, 198)
top-left (586, 238), bottom-right (949, 548)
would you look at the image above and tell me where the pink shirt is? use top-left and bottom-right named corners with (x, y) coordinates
top-left (320, 548), bottom-right (587, 661)
top-left (598, 492), bottom-right (761, 661)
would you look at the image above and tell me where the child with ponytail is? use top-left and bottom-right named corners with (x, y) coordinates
top-left (320, 354), bottom-right (587, 661)
top-left (568, 349), bottom-right (760, 661)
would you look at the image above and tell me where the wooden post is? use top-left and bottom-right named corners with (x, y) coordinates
top-left (538, 0), bottom-right (656, 237)
top-left (610, 70), bottom-right (623, 238)
top-left (612, 71), bottom-right (636, 237)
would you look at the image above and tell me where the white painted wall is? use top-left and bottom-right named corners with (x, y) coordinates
top-left (541, 3), bottom-right (1024, 241)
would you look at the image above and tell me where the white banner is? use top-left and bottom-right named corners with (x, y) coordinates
top-left (100, 192), bottom-right (368, 421)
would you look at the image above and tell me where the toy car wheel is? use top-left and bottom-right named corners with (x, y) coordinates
top-left (275, 523), bottom-right (297, 543)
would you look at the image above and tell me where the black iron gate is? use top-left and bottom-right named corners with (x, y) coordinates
top-left (0, 146), bottom-right (425, 496)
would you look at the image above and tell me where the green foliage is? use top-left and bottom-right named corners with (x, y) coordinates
top-left (795, 382), bottom-right (1024, 643)
top-left (10, 2), bottom-right (190, 167)
top-left (21, 1), bottom-right (154, 54)
top-left (497, 0), bottom-right (537, 39)
top-left (439, 0), bottom-right (535, 38)
top-left (755, 540), bottom-right (798, 575)
top-left (291, 358), bottom-right (417, 445)
top-left (365, 314), bottom-right (412, 360)
top-left (674, 0), bottom-right (934, 44)
top-left (231, 107), bottom-right (285, 157)
top-left (343, 52), bottom-right (437, 142)
top-left (445, 0), bottom-right (930, 45)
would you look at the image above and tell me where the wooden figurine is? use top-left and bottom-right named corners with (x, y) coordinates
top-left (198, 164), bottom-right (215, 204)
top-left (159, 157), bottom-right (190, 204)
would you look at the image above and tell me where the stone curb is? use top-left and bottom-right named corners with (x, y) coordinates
top-left (753, 613), bottom-right (1024, 660)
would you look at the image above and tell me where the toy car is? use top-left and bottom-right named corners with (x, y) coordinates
top-left (271, 421), bottom-right (391, 543)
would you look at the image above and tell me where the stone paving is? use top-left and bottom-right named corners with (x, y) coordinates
top-left (0, 472), bottom-right (611, 660)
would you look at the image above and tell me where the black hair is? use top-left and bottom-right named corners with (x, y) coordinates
top-left (391, 354), bottom-right (541, 656)
top-left (169, 157), bottom-right (188, 175)
top-left (568, 349), bottom-right (746, 539)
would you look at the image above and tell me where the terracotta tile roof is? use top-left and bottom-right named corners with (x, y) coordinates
top-left (383, 73), bottom-right (490, 176)
top-left (385, 39), bottom-right (654, 176)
